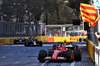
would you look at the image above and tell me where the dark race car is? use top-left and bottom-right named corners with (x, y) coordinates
top-left (38, 42), bottom-right (82, 62)
top-left (24, 38), bottom-right (42, 47)
top-left (14, 38), bottom-right (25, 44)
top-left (79, 38), bottom-right (86, 42)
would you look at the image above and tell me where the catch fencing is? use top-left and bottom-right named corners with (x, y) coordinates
top-left (45, 24), bottom-right (84, 37)
top-left (0, 21), bottom-right (45, 37)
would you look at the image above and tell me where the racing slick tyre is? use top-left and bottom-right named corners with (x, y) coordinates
top-left (24, 40), bottom-right (29, 46)
top-left (65, 50), bottom-right (74, 61)
top-left (53, 45), bottom-right (56, 50)
top-left (39, 41), bottom-right (42, 46)
top-left (79, 38), bottom-right (82, 42)
top-left (14, 40), bottom-right (17, 44)
top-left (38, 50), bottom-right (47, 62)
top-left (74, 49), bottom-right (82, 61)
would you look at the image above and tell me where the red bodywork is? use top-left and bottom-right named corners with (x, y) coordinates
top-left (44, 45), bottom-right (71, 60)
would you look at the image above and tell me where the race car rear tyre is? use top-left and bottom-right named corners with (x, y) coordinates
top-left (53, 45), bottom-right (56, 50)
top-left (79, 38), bottom-right (82, 42)
top-left (39, 41), bottom-right (42, 46)
top-left (14, 40), bottom-right (17, 44)
top-left (24, 40), bottom-right (29, 46)
top-left (65, 50), bottom-right (74, 61)
top-left (38, 50), bottom-right (47, 62)
top-left (74, 49), bottom-right (82, 61)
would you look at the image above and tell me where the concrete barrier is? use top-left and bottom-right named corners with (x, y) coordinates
top-left (0, 37), bottom-right (29, 45)
top-left (0, 36), bottom-right (87, 44)
top-left (95, 46), bottom-right (100, 66)
top-left (86, 40), bottom-right (95, 62)
top-left (36, 36), bottom-right (48, 42)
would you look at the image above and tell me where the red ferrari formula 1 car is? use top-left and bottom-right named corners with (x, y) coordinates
top-left (38, 42), bottom-right (82, 62)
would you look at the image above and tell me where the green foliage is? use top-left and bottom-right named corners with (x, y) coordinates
top-left (1, 0), bottom-right (87, 24)
top-left (67, 0), bottom-right (90, 17)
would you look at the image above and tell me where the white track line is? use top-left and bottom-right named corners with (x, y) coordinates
top-left (70, 62), bottom-right (75, 66)
top-left (41, 60), bottom-right (49, 66)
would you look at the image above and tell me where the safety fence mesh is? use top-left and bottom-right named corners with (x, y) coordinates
top-left (0, 21), bottom-right (45, 37)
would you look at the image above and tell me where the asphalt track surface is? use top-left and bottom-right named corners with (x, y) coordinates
top-left (0, 42), bottom-right (94, 66)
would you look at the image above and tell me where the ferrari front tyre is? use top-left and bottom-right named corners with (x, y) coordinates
top-left (38, 50), bottom-right (47, 62)
top-left (74, 49), bottom-right (82, 61)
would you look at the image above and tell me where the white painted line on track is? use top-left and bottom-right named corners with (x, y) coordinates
top-left (2, 56), bottom-right (6, 58)
top-left (2, 44), bottom-right (86, 47)
top-left (41, 62), bottom-right (46, 66)
top-left (15, 62), bottom-right (19, 64)
top-left (76, 44), bottom-right (86, 46)
top-left (43, 44), bottom-right (86, 47)
top-left (18, 52), bottom-right (21, 54)
top-left (2, 45), bottom-right (24, 46)
top-left (41, 60), bottom-right (49, 66)
top-left (70, 62), bottom-right (75, 66)
top-left (43, 44), bottom-right (53, 46)
top-left (11, 54), bottom-right (14, 55)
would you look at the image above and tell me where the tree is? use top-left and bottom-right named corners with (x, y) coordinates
top-left (1, 0), bottom-right (25, 22)
top-left (67, 0), bottom-right (90, 17)
top-left (1, 0), bottom-right (80, 24)
top-left (42, 0), bottom-right (76, 24)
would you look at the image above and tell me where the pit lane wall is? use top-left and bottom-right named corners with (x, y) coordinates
top-left (86, 39), bottom-right (95, 62)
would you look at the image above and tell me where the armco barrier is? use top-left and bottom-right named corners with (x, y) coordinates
top-left (86, 40), bottom-right (95, 62)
